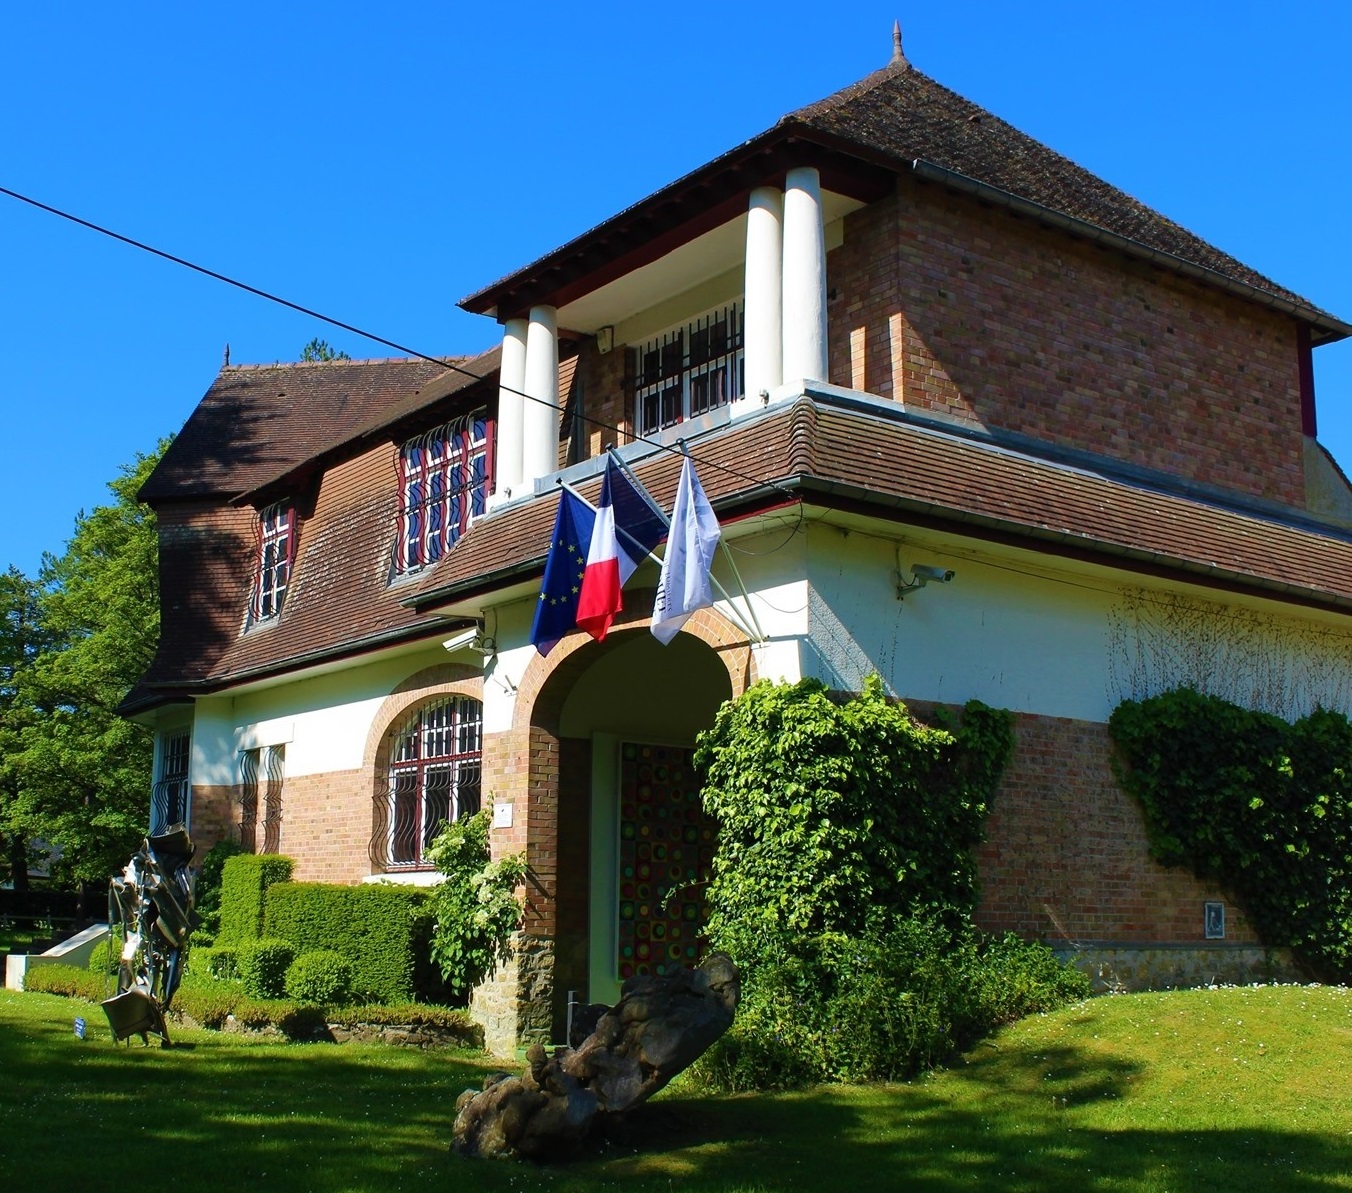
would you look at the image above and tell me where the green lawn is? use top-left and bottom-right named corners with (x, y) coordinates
top-left (2, 984), bottom-right (1349, 1192)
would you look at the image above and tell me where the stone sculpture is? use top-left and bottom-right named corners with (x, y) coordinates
top-left (101, 824), bottom-right (195, 1046)
top-left (453, 952), bottom-right (739, 1160)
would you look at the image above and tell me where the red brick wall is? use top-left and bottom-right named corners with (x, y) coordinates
top-left (276, 769), bottom-right (371, 883)
top-left (189, 784), bottom-right (238, 859)
top-left (826, 183), bottom-right (1307, 507)
top-left (973, 711), bottom-right (1258, 945)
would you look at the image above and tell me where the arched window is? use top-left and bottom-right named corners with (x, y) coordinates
top-left (371, 696), bottom-right (482, 870)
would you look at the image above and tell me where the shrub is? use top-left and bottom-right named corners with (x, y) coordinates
top-left (194, 839), bottom-right (245, 936)
top-left (695, 677), bottom-right (1014, 967)
top-left (86, 932), bottom-right (123, 975)
top-left (425, 810), bottom-right (527, 998)
top-left (173, 977), bottom-right (239, 1028)
top-left (326, 1002), bottom-right (476, 1032)
top-left (1111, 689), bottom-right (1352, 981)
top-left (285, 950), bottom-right (354, 1005)
top-left (186, 946), bottom-right (239, 982)
top-left (24, 964), bottom-right (105, 1002)
top-left (693, 919), bottom-right (1090, 1091)
top-left (236, 937), bottom-right (295, 1000)
top-left (264, 881), bottom-right (438, 1004)
top-left (218, 854), bottom-right (294, 944)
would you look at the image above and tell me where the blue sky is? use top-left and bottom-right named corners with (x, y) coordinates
top-left (2, 2), bottom-right (1349, 578)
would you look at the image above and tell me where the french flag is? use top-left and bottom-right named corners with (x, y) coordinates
top-left (575, 458), bottom-right (666, 641)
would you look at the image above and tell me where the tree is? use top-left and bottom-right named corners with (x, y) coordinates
top-left (12, 443), bottom-right (167, 887)
top-left (0, 567), bottom-right (48, 888)
top-left (300, 337), bottom-right (350, 362)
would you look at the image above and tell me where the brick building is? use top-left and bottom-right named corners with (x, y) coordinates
top-left (126, 43), bottom-right (1352, 1054)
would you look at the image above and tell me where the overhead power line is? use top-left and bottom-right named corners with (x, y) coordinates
top-left (0, 184), bottom-right (800, 506)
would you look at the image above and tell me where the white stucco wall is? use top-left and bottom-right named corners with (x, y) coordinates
top-left (189, 644), bottom-right (453, 787)
top-left (804, 522), bottom-right (1352, 724)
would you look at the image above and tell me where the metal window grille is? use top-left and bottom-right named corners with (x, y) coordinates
top-left (633, 302), bottom-right (744, 437)
top-left (150, 730), bottom-right (190, 835)
top-left (395, 412), bottom-right (494, 574)
top-left (370, 696), bottom-right (482, 870)
top-left (238, 745), bottom-right (285, 853)
top-left (251, 503), bottom-right (295, 621)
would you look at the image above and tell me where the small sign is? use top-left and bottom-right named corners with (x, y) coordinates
top-left (73, 1017), bottom-right (86, 1040)
top-left (493, 802), bottom-right (514, 829)
top-left (1204, 901), bottom-right (1226, 940)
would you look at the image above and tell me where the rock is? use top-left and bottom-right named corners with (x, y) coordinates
top-left (451, 953), bottom-right (739, 1160)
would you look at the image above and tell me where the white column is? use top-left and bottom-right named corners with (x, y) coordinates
top-left (782, 166), bottom-right (828, 385)
top-left (493, 317), bottom-right (528, 502)
top-left (521, 305), bottom-right (559, 490)
top-left (743, 186), bottom-right (784, 402)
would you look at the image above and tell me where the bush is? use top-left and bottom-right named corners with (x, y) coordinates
top-left (86, 932), bottom-right (123, 975)
top-left (326, 1002), bottom-right (476, 1032)
top-left (194, 839), bottom-right (245, 936)
top-left (186, 946), bottom-right (239, 982)
top-left (693, 919), bottom-right (1090, 1091)
top-left (236, 937), bottom-right (295, 999)
top-left (173, 977), bottom-right (239, 1028)
top-left (218, 854), bottom-right (294, 943)
top-left (425, 810), bottom-right (526, 998)
top-left (696, 678), bottom-right (1013, 965)
top-left (1111, 689), bottom-right (1352, 981)
top-left (24, 963), bottom-right (106, 1002)
top-left (284, 950), bottom-right (354, 1005)
top-left (264, 881), bottom-right (436, 1004)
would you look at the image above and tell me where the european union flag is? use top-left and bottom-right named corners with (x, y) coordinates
top-left (530, 489), bottom-right (596, 655)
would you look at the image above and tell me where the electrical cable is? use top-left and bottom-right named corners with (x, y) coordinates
top-left (0, 184), bottom-right (802, 509)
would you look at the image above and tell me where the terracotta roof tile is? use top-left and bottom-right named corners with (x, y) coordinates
top-left (140, 356), bottom-right (463, 503)
top-left (786, 63), bottom-right (1314, 312)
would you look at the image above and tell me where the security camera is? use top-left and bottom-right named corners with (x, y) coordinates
top-left (911, 564), bottom-right (955, 583)
top-left (441, 628), bottom-right (479, 654)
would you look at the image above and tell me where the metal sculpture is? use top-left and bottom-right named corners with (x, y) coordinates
top-left (101, 824), bottom-right (195, 1046)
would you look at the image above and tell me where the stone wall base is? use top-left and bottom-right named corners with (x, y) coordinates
top-left (1060, 943), bottom-right (1303, 993)
top-left (470, 933), bottom-right (556, 1058)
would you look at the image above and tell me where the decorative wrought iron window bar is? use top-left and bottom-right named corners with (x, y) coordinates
top-left (251, 503), bottom-right (295, 621)
top-left (239, 745), bottom-right (285, 854)
top-left (633, 302), bottom-right (744, 437)
top-left (395, 411), bottom-right (494, 574)
top-left (371, 696), bottom-right (483, 871)
top-left (150, 730), bottom-right (190, 835)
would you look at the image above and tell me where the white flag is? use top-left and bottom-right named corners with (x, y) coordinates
top-left (652, 457), bottom-right (721, 644)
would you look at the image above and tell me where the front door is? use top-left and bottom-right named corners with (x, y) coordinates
top-left (588, 737), bottom-right (717, 1003)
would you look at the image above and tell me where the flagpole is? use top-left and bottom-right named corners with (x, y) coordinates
top-left (557, 478), bottom-right (764, 644)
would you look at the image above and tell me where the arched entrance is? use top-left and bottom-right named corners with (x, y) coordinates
top-left (510, 606), bottom-right (746, 1043)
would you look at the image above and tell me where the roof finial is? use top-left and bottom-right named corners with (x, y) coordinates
top-left (891, 19), bottom-right (908, 67)
top-left (222, 342), bottom-right (231, 368)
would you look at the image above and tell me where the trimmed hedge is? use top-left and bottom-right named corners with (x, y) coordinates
top-left (218, 854), bottom-right (294, 943)
top-left (86, 933), bottom-right (123, 975)
top-left (237, 937), bottom-right (296, 1000)
top-left (23, 964), bottom-right (106, 1002)
top-left (264, 882), bottom-right (434, 1005)
top-left (187, 946), bottom-right (239, 982)
top-left (285, 951), bottom-right (354, 1005)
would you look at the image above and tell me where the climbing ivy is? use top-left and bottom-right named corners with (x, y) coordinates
top-left (1110, 687), bottom-right (1352, 981)
top-left (694, 675), bottom-right (1015, 967)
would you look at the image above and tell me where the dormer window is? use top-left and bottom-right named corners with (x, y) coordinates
top-left (251, 502), bottom-right (295, 621)
top-left (633, 301), bottom-right (744, 437)
top-left (395, 411), bottom-right (493, 574)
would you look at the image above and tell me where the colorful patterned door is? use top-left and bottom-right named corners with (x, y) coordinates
top-left (615, 742), bottom-right (717, 982)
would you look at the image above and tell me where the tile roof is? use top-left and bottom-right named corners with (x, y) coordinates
top-left (461, 61), bottom-right (1345, 337)
top-left (139, 356), bottom-right (465, 503)
top-left (412, 395), bottom-right (1352, 617)
top-left (129, 397), bottom-right (1352, 706)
